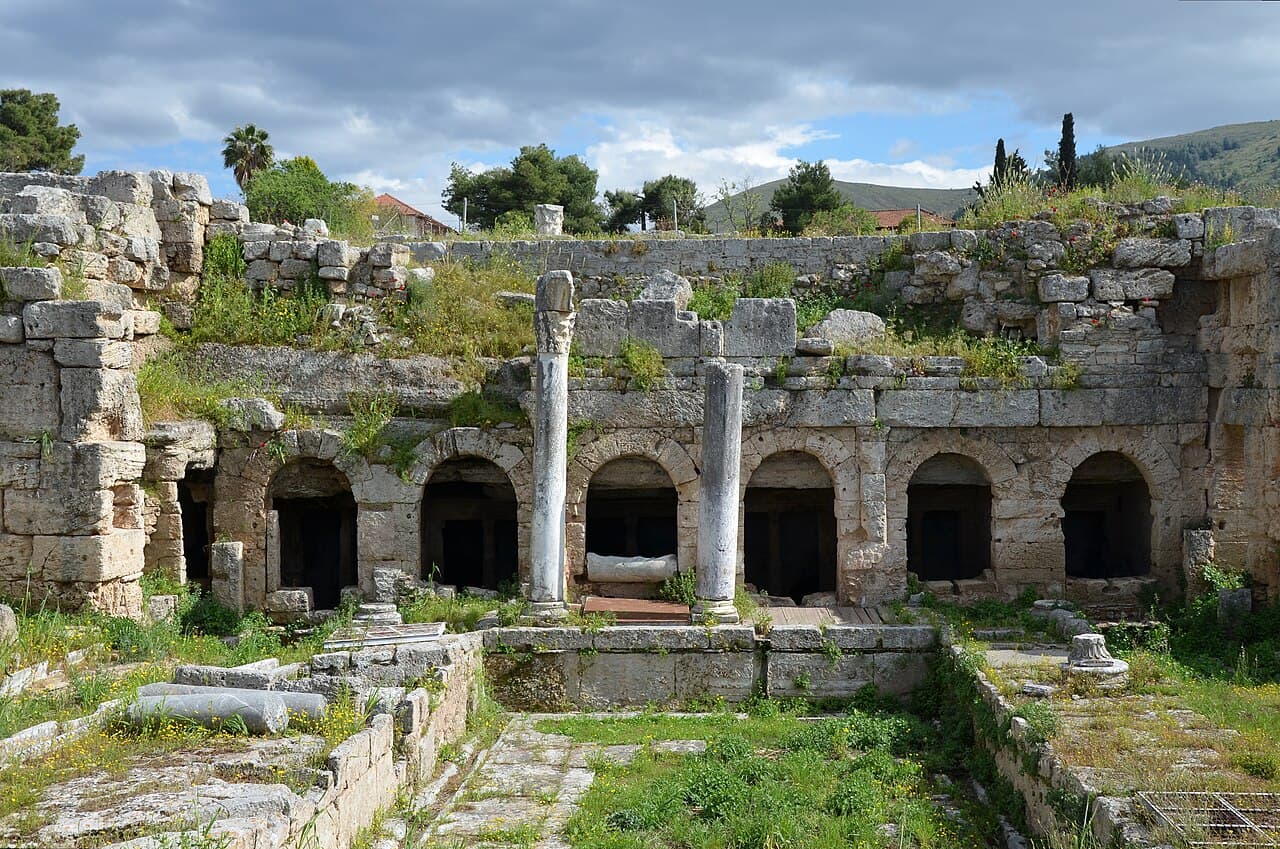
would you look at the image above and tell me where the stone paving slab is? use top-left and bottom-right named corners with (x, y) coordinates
top-left (415, 714), bottom-right (699, 848)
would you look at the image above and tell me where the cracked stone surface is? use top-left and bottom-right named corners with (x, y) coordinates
top-left (412, 713), bottom-right (703, 849)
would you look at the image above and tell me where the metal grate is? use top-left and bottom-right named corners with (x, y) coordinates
top-left (1138, 792), bottom-right (1280, 847)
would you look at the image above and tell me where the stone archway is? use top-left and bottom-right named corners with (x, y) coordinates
top-left (267, 458), bottom-right (357, 610)
top-left (1061, 452), bottom-right (1153, 579)
top-left (743, 451), bottom-right (837, 603)
top-left (906, 453), bottom-right (992, 582)
top-left (421, 457), bottom-right (520, 591)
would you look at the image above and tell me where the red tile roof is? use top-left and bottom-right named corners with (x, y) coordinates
top-left (375, 193), bottom-right (456, 234)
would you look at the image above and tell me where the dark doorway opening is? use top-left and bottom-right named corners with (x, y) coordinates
top-left (1062, 452), bottom-right (1151, 579)
top-left (744, 452), bottom-right (837, 603)
top-left (422, 458), bottom-right (519, 591)
top-left (586, 457), bottom-right (678, 558)
top-left (907, 454), bottom-right (991, 581)
top-left (178, 468), bottom-right (215, 590)
top-left (269, 460), bottom-right (358, 610)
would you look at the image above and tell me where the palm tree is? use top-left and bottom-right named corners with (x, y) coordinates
top-left (221, 124), bottom-right (273, 191)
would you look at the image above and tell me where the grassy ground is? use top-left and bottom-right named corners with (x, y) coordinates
top-left (546, 704), bottom-right (994, 849)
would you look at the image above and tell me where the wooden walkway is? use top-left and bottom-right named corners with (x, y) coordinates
top-left (764, 606), bottom-right (899, 627)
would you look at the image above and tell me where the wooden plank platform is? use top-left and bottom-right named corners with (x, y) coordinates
top-left (765, 606), bottom-right (898, 627)
top-left (583, 597), bottom-right (691, 624)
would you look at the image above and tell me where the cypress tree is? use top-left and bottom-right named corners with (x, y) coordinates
top-left (1057, 113), bottom-right (1077, 190)
top-left (993, 139), bottom-right (1008, 187)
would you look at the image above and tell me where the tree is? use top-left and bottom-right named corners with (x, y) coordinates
top-left (993, 138), bottom-right (1008, 187)
top-left (640, 174), bottom-right (704, 232)
top-left (713, 175), bottom-right (764, 234)
top-left (804, 203), bottom-right (879, 236)
top-left (0, 89), bottom-right (83, 174)
top-left (769, 160), bottom-right (842, 235)
top-left (1057, 113), bottom-right (1077, 190)
top-left (1075, 144), bottom-right (1115, 187)
top-left (975, 138), bottom-right (1030, 197)
top-left (221, 124), bottom-right (274, 192)
top-left (603, 189), bottom-right (642, 233)
top-left (442, 144), bottom-right (603, 233)
top-left (245, 156), bottom-right (376, 238)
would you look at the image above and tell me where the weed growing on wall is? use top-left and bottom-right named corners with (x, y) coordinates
top-left (687, 279), bottom-right (739, 321)
top-left (136, 352), bottom-right (260, 426)
top-left (616, 338), bottom-right (665, 390)
top-left (657, 570), bottom-right (697, 607)
top-left (341, 390), bottom-right (398, 458)
top-left (744, 261), bottom-right (796, 299)
top-left (0, 231), bottom-right (44, 271)
top-left (448, 391), bottom-right (527, 428)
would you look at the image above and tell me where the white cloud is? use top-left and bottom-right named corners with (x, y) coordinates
top-left (888, 138), bottom-right (916, 159)
top-left (825, 157), bottom-right (987, 190)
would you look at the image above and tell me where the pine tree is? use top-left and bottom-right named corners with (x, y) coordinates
top-left (0, 90), bottom-right (83, 174)
top-left (1057, 113), bottom-right (1077, 190)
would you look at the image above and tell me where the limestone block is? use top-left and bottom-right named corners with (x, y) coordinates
top-left (0, 316), bottom-right (21, 343)
top-left (796, 337), bottom-right (834, 356)
top-left (128, 692), bottom-right (287, 735)
top-left (952, 391), bottom-right (1039, 427)
top-left (10, 186), bottom-right (84, 220)
top-left (0, 213), bottom-right (78, 246)
top-left (265, 589), bottom-right (313, 614)
top-left (913, 250), bottom-right (962, 278)
top-left (4, 488), bottom-right (113, 535)
top-left (318, 266), bottom-right (350, 281)
top-left (1112, 238), bottom-right (1191, 268)
top-left (806, 309), bottom-right (885, 344)
top-left (0, 534), bottom-right (33, 582)
top-left (877, 390), bottom-right (958, 427)
top-left (1088, 268), bottom-right (1175, 301)
top-left (317, 240), bottom-right (357, 267)
top-left (221, 398), bottom-right (285, 432)
top-left (23, 300), bottom-right (125, 339)
top-left (576, 653), bottom-right (676, 708)
top-left (638, 270), bottom-right (693, 309)
top-left (723, 298), bottom-right (796, 357)
top-left (242, 240), bottom-right (271, 261)
top-left (0, 384), bottom-right (58, 440)
top-left (33, 529), bottom-right (145, 582)
top-left (367, 243), bottom-right (409, 267)
top-left (627, 299), bottom-right (700, 357)
top-left (44, 442), bottom-right (147, 488)
top-left (1102, 387), bottom-right (1203, 425)
top-left (245, 259), bottom-right (277, 282)
top-left (1173, 213), bottom-right (1205, 240)
top-left (301, 218), bottom-right (328, 238)
top-left (534, 204), bottom-right (565, 236)
top-left (699, 320), bottom-right (724, 356)
top-left (59, 368), bottom-right (143, 442)
top-left (1037, 273), bottom-right (1088, 303)
top-left (673, 651), bottom-right (758, 700)
top-left (585, 553), bottom-right (677, 582)
top-left (0, 267), bottom-right (61, 301)
top-left (172, 171), bottom-right (213, 205)
top-left (279, 258), bottom-right (315, 279)
top-left (211, 199), bottom-right (250, 222)
top-left (1200, 238), bottom-right (1268, 280)
top-left (767, 652), bottom-right (874, 698)
top-left (292, 241), bottom-right (318, 260)
top-left (1039, 389), bottom-right (1106, 426)
top-left (128, 309), bottom-right (161, 336)
top-left (787, 389), bottom-right (875, 426)
top-left (126, 236), bottom-right (160, 263)
top-left (268, 240), bottom-right (295, 262)
top-left (210, 541), bottom-right (245, 613)
top-left (92, 170), bottom-right (153, 205)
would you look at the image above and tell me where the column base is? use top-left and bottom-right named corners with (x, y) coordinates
top-left (691, 598), bottom-right (740, 625)
top-left (525, 600), bottom-right (569, 622)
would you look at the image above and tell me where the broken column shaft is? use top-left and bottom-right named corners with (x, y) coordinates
top-left (528, 270), bottom-right (575, 619)
top-left (694, 362), bottom-right (743, 623)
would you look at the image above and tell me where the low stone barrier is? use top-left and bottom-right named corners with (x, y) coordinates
top-left (482, 623), bottom-right (938, 710)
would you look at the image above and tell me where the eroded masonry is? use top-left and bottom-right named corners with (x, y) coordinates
top-left (1, 169), bottom-right (1277, 620)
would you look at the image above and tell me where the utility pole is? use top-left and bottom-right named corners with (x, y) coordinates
top-left (462, 197), bottom-right (468, 233)
top-left (673, 200), bottom-right (678, 233)
top-left (917, 204), bottom-right (922, 231)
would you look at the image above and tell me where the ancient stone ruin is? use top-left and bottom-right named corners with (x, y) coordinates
top-left (0, 169), bottom-right (1276, 622)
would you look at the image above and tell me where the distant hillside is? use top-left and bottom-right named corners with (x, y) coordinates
top-left (703, 179), bottom-right (977, 233)
top-left (1104, 119), bottom-right (1280, 189)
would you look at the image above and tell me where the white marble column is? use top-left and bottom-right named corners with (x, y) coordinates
top-left (693, 362), bottom-right (743, 623)
top-left (528, 270), bottom-right (575, 619)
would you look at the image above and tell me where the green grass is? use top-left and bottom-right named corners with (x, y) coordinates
top-left (557, 707), bottom-right (991, 849)
top-left (136, 350), bottom-right (263, 427)
top-left (0, 233), bottom-right (45, 269)
top-left (399, 590), bottom-right (526, 632)
top-left (448, 391), bottom-right (527, 428)
top-left (836, 324), bottom-right (1041, 387)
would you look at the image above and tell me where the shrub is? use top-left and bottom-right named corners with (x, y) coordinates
top-left (803, 204), bottom-right (878, 236)
top-left (136, 351), bottom-right (257, 426)
top-left (204, 232), bottom-right (245, 280)
top-left (688, 280), bottom-right (739, 321)
top-left (744, 262), bottom-right (795, 299)
top-left (617, 338), bottom-right (665, 390)
top-left (395, 258), bottom-right (535, 360)
top-left (245, 156), bottom-right (379, 241)
top-left (658, 570), bottom-right (697, 607)
top-left (342, 390), bottom-right (398, 459)
top-left (0, 232), bottom-right (44, 268)
top-left (189, 271), bottom-right (328, 347)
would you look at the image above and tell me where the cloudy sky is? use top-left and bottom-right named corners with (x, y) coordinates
top-left (3, 0), bottom-right (1278, 223)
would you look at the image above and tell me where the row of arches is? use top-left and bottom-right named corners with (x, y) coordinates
top-left (215, 441), bottom-right (1158, 611)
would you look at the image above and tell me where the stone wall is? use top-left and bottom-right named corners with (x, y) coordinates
top-left (482, 623), bottom-right (937, 709)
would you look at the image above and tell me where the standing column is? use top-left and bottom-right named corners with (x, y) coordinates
top-left (528, 270), bottom-right (576, 620)
top-left (693, 362), bottom-right (743, 623)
